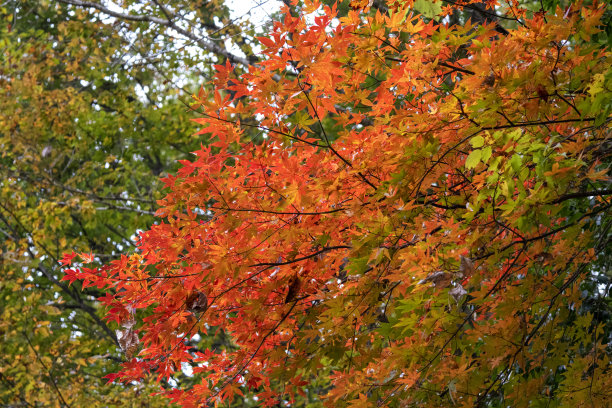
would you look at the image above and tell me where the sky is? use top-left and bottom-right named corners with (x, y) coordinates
top-left (93, 0), bottom-right (284, 100)
top-left (224, 0), bottom-right (284, 62)
top-left (227, 0), bottom-right (283, 28)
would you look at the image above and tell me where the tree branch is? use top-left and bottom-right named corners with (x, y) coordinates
top-left (55, 0), bottom-right (252, 67)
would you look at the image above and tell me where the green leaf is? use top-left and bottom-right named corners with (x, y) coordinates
top-left (470, 135), bottom-right (485, 148)
top-left (412, 0), bottom-right (442, 19)
top-left (509, 154), bottom-right (522, 173)
top-left (465, 149), bottom-right (482, 169)
top-left (481, 146), bottom-right (492, 163)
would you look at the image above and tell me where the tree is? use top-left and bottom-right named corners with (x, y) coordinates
top-left (64, 0), bottom-right (612, 406)
top-left (0, 1), bottom-right (270, 405)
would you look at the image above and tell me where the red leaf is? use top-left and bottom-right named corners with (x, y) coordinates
top-left (59, 251), bottom-right (77, 266)
top-left (257, 36), bottom-right (276, 48)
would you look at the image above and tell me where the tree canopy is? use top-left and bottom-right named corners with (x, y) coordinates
top-left (0, 0), bottom-right (271, 405)
top-left (16, 0), bottom-right (612, 406)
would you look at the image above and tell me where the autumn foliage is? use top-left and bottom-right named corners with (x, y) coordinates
top-left (64, 0), bottom-right (612, 406)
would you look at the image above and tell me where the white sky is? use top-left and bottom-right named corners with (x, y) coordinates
top-left (228, 0), bottom-right (283, 28)
top-left (222, 0), bottom-right (283, 64)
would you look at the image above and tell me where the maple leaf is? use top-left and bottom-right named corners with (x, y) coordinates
top-left (79, 252), bottom-right (95, 264)
top-left (59, 251), bottom-right (78, 266)
top-left (61, 268), bottom-right (80, 286)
